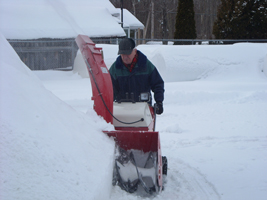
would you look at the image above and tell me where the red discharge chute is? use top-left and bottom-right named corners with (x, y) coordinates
top-left (75, 35), bottom-right (113, 124)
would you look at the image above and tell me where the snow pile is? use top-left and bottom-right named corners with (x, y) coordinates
top-left (1, 30), bottom-right (267, 200)
top-left (0, 33), bottom-right (115, 199)
top-left (73, 50), bottom-right (89, 78)
top-left (136, 43), bottom-right (267, 82)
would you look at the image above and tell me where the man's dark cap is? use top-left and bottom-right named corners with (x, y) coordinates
top-left (118, 38), bottom-right (135, 55)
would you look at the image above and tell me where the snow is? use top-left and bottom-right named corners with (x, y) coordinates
top-left (0, 0), bottom-right (126, 39)
top-left (1, 32), bottom-right (267, 199)
top-left (0, 33), bottom-right (115, 200)
top-left (114, 8), bottom-right (145, 29)
top-left (0, 0), bottom-right (144, 40)
top-left (1, 1), bottom-right (267, 198)
top-left (264, 54), bottom-right (267, 77)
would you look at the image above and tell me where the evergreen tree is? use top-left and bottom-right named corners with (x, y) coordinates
top-left (232, 0), bottom-right (267, 39)
top-left (173, 0), bottom-right (197, 43)
top-left (213, 0), bottom-right (236, 39)
top-left (213, 0), bottom-right (267, 39)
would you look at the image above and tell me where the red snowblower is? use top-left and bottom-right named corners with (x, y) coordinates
top-left (75, 35), bottom-right (167, 194)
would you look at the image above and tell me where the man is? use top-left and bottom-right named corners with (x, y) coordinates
top-left (109, 38), bottom-right (164, 115)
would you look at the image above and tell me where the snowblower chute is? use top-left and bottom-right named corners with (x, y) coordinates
top-left (75, 35), bottom-right (167, 194)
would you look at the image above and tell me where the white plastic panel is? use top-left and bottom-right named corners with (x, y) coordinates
top-left (113, 102), bottom-right (153, 127)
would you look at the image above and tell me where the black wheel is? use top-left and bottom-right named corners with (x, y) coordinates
top-left (162, 156), bottom-right (168, 175)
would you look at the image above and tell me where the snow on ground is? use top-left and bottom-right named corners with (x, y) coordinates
top-left (0, 33), bottom-right (115, 200)
top-left (1, 31), bottom-right (267, 200)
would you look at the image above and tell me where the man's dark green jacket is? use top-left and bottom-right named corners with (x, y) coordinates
top-left (109, 50), bottom-right (164, 105)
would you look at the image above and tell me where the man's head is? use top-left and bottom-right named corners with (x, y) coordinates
top-left (118, 38), bottom-right (135, 55)
top-left (118, 38), bottom-right (137, 64)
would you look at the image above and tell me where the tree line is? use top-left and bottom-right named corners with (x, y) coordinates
top-left (213, 0), bottom-right (267, 39)
top-left (109, 0), bottom-right (267, 40)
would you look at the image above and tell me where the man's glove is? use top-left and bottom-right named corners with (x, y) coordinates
top-left (155, 102), bottom-right (163, 115)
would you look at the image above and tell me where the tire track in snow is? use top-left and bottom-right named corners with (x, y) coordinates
top-left (160, 158), bottom-right (221, 200)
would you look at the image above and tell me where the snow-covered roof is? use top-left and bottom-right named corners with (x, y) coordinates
top-left (0, 0), bottom-right (127, 39)
top-left (112, 9), bottom-right (144, 30)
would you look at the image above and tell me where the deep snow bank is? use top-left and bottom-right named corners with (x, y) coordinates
top-left (0, 33), bottom-right (115, 200)
top-left (138, 43), bottom-right (267, 82)
top-left (95, 43), bottom-right (267, 82)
